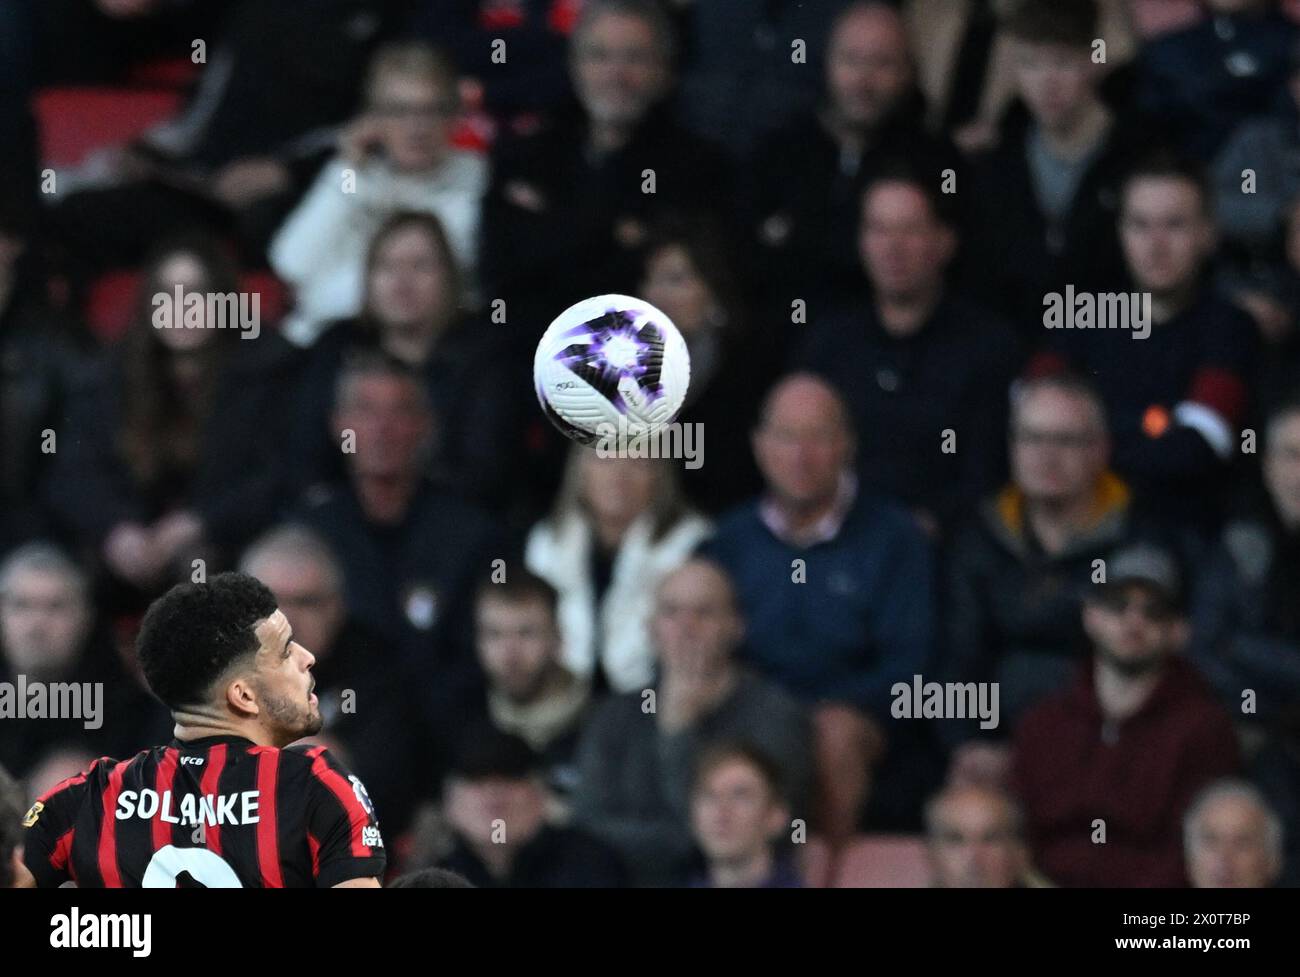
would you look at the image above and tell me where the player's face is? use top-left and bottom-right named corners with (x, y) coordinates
top-left (1011, 41), bottom-right (1096, 131)
top-left (0, 569), bottom-right (91, 675)
top-left (1120, 178), bottom-right (1213, 294)
top-left (928, 794), bottom-right (1026, 889)
top-left (252, 609), bottom-right (321, 744)
top-left (476, 598), bottom-right (560, 702)
top-left (691, 760), bottom-right (785, 865)
top-left (825, 8), bottom-right (911, 130)
top-left (1264, 414), bottom-right (1300, 528)
top-left (571, 13), bottom-right (669, 130)
top-left (1011, 389), bottom-right (1107, 504)
top-left (369, 73), bottom-right (454, 172)
top-left (368, 225), bottom-right (451, 331)
top-left (1082, 583), bottom-right (1184, 671)
top-left (860, 183), bottom-right (953, 301)
top-left (1187, 797), bottom-right (1279, 888)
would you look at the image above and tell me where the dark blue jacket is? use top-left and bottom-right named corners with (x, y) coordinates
top-left (702, 492), bottom-right (935, 722)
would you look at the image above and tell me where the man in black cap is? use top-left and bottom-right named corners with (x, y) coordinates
top-left (1010, 543), bottom-right (1239, 887)
top-left (436, 729), bottom-right (627, 888)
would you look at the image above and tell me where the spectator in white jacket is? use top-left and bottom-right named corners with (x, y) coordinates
top-left (525, 447), bottom-right (713, 694)
top-left (270, 41), bottom-right (488, 346)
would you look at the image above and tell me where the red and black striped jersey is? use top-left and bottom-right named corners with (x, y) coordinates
top-left (20, 735), bottom-right (386, 888)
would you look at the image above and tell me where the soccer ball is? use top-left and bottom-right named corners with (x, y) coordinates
top-left (533, 294), bottom-right (691, 447)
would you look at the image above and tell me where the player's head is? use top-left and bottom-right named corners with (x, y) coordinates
top-left (137, 572), bottom-right (321, 746)
top-left (0, 763), bottom-right (23, 888)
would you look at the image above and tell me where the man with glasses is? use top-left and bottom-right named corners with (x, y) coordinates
top-left (1010, 543), bottom-right (1239, 887)
top-left (942, 374), bottom-right (1158, 786)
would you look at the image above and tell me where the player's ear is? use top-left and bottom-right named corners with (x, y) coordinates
top-left (225, 674), bottom-right (259, 718)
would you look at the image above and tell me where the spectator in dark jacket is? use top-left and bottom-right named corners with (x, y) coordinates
top-left (571, 558), bottom-right (811, 886)
top-left (747, 1), bottom-right (958, 307)
top-left (963, 0), bottom-right (1152, 334)
top-left (675, 0), bottom-right (854, 160)
top-left (293, 352), bottom-right (502, 740)
top-left (703, 374), bottom-right (935, 846)
top-left (1190, 400), bottom-right (1300, 724)
top-left (636, 215), bottom-right (771, 515)
top-left (288, 211), bottom-right (524, 512)
top-left (0, 543), bottom-right (169, 778)
top-left (943, 374), bottom-right (1171, 780)
top-left (798, 171), bottom-right (1022, 535)
top-left (439, 729), bottom-right (627, 888)
top-left (45, 233), bottom-right (298, 599)
top-left (471, 570), bottom-right (592, 805)
top-left (1030, 155), bottom-right (1258, 532)
top-left (479, 0), bottom-right (734, 330)
top-left (1136, 0), bottom-right (1294, 161)
top-left (0, 208), bottom-right (91, 552)
top-left (1011, 543), bottom-right (1240, 887)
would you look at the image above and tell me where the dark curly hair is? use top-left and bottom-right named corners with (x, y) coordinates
top-left (137, 572), bottom-right (279, 712)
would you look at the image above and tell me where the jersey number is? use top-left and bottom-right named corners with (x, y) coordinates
top-left (142, 845), bottom-right (243, 888)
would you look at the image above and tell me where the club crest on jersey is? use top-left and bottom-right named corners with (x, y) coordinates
top-left (349, 774), bottom-right (375, 818)
top-left (22, 800), bottom-right (43, 828)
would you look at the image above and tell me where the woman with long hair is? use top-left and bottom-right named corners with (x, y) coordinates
top-left (524, 445), bottom-right (713, 693)
top-left (46, 232), bottom-right (298, 597)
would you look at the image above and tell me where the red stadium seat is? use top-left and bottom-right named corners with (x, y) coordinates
top-left (832, 835), bottom-right (931, 888)
top-left (85, 269), bottom-right (290, 343)
top-left (33, 87), bottom-right (184, 169)
top-left (798, 835), bottom-right (834, 888)
top-left (127, 57), bottom-right (202, 90)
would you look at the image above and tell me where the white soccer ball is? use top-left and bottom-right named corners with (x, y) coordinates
top-left (533, 294), bottom-right (691, 447)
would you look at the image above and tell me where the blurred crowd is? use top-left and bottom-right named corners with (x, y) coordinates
top-left (2, 0), bottom-right (1299, 888)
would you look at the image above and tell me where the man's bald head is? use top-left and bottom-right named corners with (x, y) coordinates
top-left (754, 373), bottom-right (855, 510)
